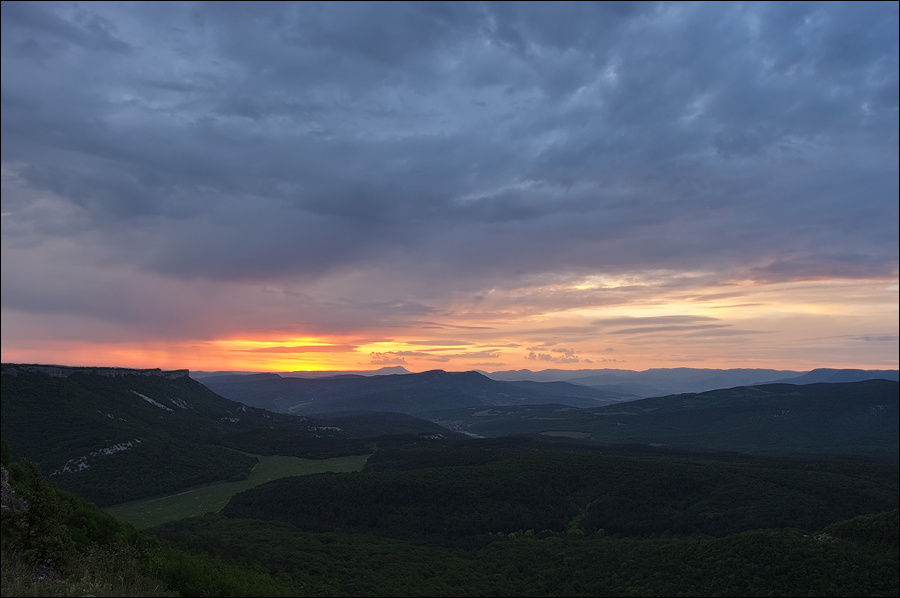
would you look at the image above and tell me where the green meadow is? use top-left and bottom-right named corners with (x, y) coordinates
top-left (104, 453), bottom-right (369, 529)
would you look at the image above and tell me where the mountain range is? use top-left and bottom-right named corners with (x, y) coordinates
top-left (481, 367), bottom-right (898, 397)
top-left (199, 369), bottom-right (632, 415)
top-left (192, 366), bottom-right (412, 379)
top-left (768, 368), bottom-right (900, 385)
top-left (196, 366), bottom-right (899, 400)
top-left (4, 362), bottom-right (897, 508)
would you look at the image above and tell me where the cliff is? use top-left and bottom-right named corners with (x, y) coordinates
top-left (0, 363), bottom-right (189, 379)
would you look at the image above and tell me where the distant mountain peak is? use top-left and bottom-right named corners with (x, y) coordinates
top-left (371, 366), bottom-right (411, 375)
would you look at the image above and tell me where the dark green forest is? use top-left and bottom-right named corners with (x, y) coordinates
top-left (5, 436), bottom-right (898, 597)
top-left (224, 441), bottom-right (899, 541)
top-left (161, 439), bottom-right (899, 596)
top-left (2, 367), bottom-right (898, 596)
top-left (428, 380), bottom-right (900, 460)
top-left (156, 511), bottom-right (899, 597)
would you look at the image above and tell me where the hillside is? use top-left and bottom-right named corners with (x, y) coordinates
top-left (482, 367), bottom-right (899, 397)
top-left (4, 364), bottom-right (898, 597)
top-left (0, 364), bottom-right (448, 506)
top-left (769, 368), bottom-right (899, 385)
top-left (483, 367), bottom-right (804, 396)
top-left (5, 436), bottom-right (897, 597)
top-left (200, 369), bottom-right (629, 416)
top-left (156, 509), bottom-right (900, 597)
top-left (152, 439), bottom-right (898, 596)
top-left (224, 440), bottom-right (899, 541)
top-left (1, 446), bottom-right (300, 596)
top-left (427, 380), bottom-right (900, 460)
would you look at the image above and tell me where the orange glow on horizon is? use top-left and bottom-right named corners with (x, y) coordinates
top-left (2, 277), bottom-right (897, 373)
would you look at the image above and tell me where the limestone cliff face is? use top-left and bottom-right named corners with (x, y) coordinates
top-left (0, 363), bottom-right (189, 379)
top-left (1, 466), bottom-right (25, 513)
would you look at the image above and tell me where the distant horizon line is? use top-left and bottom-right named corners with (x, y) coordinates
top-left (4, 361), bottom-right (898, 375)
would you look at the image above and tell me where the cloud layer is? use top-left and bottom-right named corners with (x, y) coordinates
top-left (2, 2), bottom-right (897, 370)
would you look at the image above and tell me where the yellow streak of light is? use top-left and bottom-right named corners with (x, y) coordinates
top-left (251, 355), bottom-right (342, 372)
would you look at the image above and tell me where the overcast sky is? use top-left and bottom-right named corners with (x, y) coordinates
top-left (2, 1), bottom-right (897, 372)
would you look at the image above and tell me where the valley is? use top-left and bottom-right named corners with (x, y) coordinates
top-left (1, 362), bottom-right (898, 597)
top-left (104, 453), bottom-right (370, 529)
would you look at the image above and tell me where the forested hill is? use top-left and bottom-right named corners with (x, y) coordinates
top-left (0, 364), bottom-right (450, 506)
top-left (768, 368), bottom-right (899, 385)
top-left (200, 369), bottom-right (630, 415)
top-left (428, 380), bottom-right (900, 460)
top-left (481, 367), bottom-right (898, 397)
top-left (189, 438), bottom-right (898, 596)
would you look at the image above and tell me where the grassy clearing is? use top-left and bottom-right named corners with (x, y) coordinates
top-left (104, 454), bottom-right (369, 529)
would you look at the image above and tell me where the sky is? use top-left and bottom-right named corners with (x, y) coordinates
top-left (1, 1), bottom-right (898, 373)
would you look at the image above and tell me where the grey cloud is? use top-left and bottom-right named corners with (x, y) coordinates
top-left (441, 350), bottom-right (501, 361)
top-left (373, 351), bottom-right (434, 358)
top-left (525, 346), bottom-right (581, 363)
top-left (370, 352), bottom-right (407, 365)
top-left (708, 303), bottom-right (764, 309)
top-left (417, 322), bottom-right (496, 330)
top-left (518, 326), bottom-right (599, 337)
top-left (592, 316), bottom-right (718, 327)
top-left (851, 335), bottom-right (900, 343)
top-left (526, 351), bottom-right (580, 364)
top-left (367, 349), bottom-right (500, 364)
top-left (2, 2), bottom-right (897, 337)
top-left (748, 256), bottom-right (899, 283)
top-left (526, 342), bottom-right (557, 351)
top-left (680, 329), bottom-right (773, 338)
top-left (2, 2), bottom-right (132, 55)
top-left (610, 324), bottom-right (729, 335)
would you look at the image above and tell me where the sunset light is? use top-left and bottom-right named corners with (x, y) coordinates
top-left (1, 1), bottom-right (896, 375)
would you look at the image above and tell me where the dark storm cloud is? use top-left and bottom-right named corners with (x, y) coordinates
top-left (2, 1), bottom-right (132, 55)
top-left (2, 1), bottom-right (897, 328)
